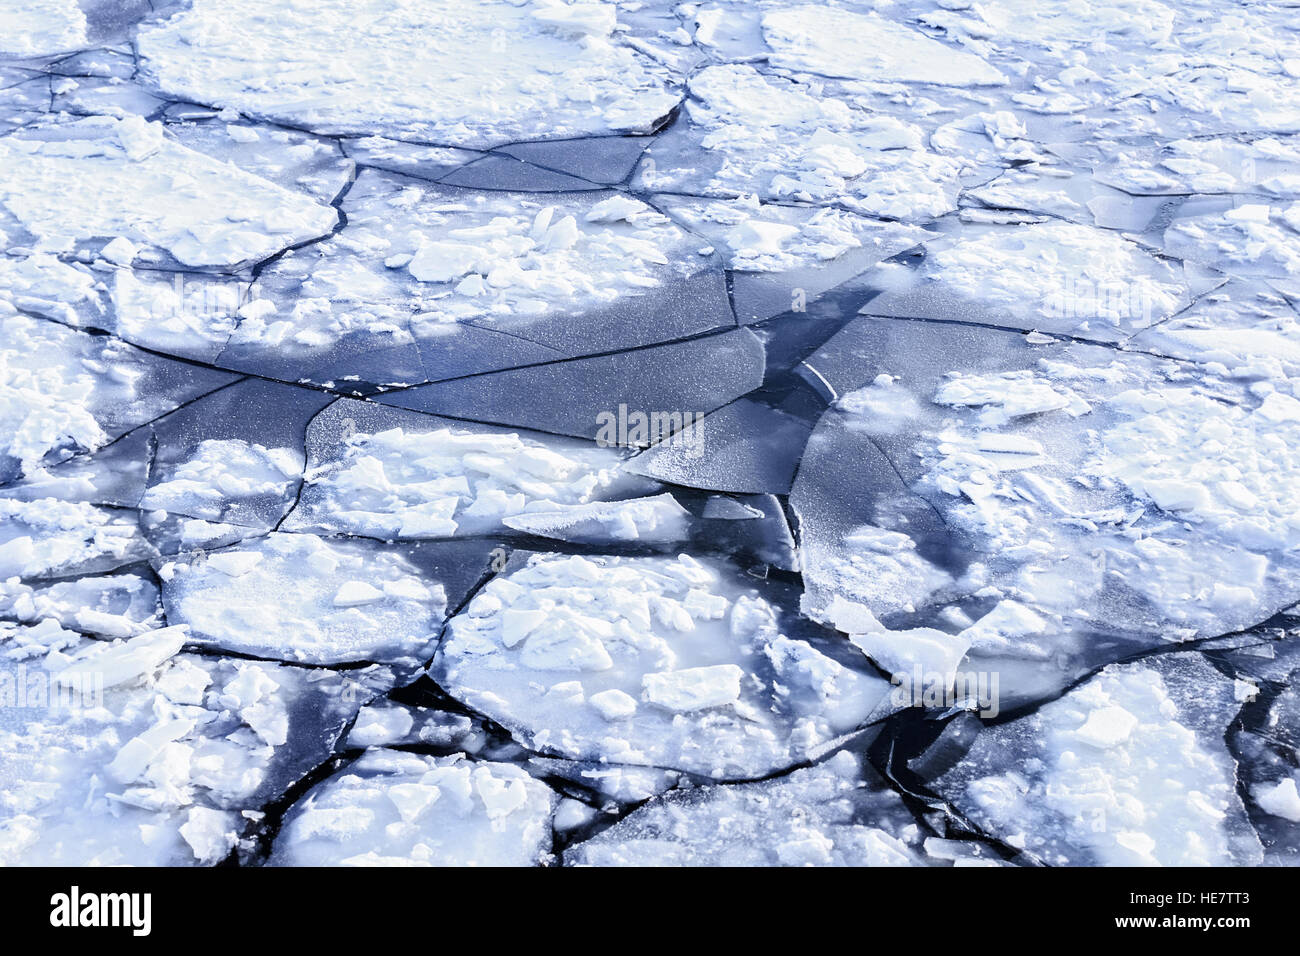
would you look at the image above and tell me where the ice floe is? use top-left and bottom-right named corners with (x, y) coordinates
top-left (138, 0), bottom-right (680, 147)
top-left (929, 653), bottom-right (1263, 866)
top-left (435, 552), bottom-right (892, 778)
top-left (269, 749), bottom-right (556, 866)
top-left (158, 533), bottom-right (450, 668)
top-left (0, 116), bottom-right (338, 269)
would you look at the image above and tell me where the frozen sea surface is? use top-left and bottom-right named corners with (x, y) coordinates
top-left (2, 0), bottom-right (1300, 866)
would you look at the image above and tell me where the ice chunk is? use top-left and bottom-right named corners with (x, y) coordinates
top-left (160, 533), bottom-right (448, 668)
top-left (269, 750), bottom-right (556, 866)
top-left (54, 626), bottom-right (188, 690)
top-left (1254, 776), bottom-right (1300, 823)
top-left (642, 664), bottom-right (743, 712)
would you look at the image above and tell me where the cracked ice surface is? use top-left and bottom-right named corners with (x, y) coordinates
top-left (4, 0), bottom-right (1300, 869)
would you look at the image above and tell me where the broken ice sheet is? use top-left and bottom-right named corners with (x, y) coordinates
top-left (5, 0), bottom-right (1300, 872)
top-left (281, 398), bottom-right (679, 544)
top-left (0, 621), bottom-right (393, 865)
top-left (926, 653), bottom-right (1263, 866)
top-left (792, 316), bottom-right (1300, 703)
top-left (434, 552), bottom-right (892, 779)
top-left (375, 328), bottom-right (765, 440)
top-left (139, 379), bottom-right (333, 537)
top-left (0, 116), bottom-right (338, 269)
top-left (268, 749), bottom-right (557, 866)
top-left (0, 310), bottom-right (238, 481)
top-left (137, 0), bottom-right (680, 148)
top-left (233, 172), bottom-right (732, 385)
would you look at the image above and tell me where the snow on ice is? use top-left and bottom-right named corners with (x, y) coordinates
top-left (3, 0), bottom-right (1300, 868)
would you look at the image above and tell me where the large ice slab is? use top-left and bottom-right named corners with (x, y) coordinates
top-left (375, 328), bottom-right (766, 440)
top-left (138, 0), bottom-right (680, 148)
top-left (0, 117), bottom-right (338, 269)
top-left (435, 552), bottom-right (892, 778)
top-left (221, 172), bottom-right (732, 384)
top-left (158, 533), bottom-right (477, 668)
